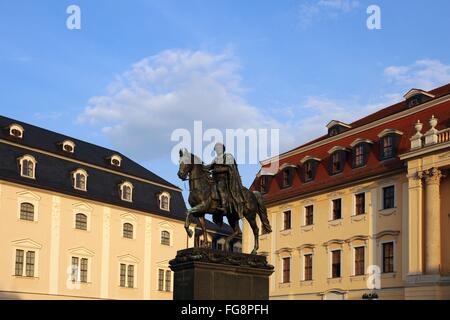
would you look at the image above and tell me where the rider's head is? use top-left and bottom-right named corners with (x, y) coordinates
top-left (214, 143), bottom-right (225, 155)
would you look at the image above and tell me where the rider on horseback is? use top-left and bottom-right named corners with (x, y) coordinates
top-left (205, 143), bottom-right (246, 219)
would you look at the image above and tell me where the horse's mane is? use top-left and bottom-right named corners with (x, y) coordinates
top-left (191, 153), bottom-right (214, 183)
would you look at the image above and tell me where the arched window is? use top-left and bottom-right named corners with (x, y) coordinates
top-left (75, 213), bottom-right (88, 231)
top-left (9, 124), bottom-right (24, 138)
top-left (161, 231), bottom-right (171, 246)
top-left (159, 192), bottom-right (170, 211)
top-left (123, 223), bottom-right (134, 239)
top-left (20, 203), bottom-right (35, 221)
top-left (110, 154), bottom-right (122, 167)
top-left (119, 182), bottom-right (133, 202)
top-left (72, 169), bottom-right (88, 191)
top-left (378, 129), bottom-right (403, 160)
top-left (62, 140), bottom-right (76, 153)
top-left (19, 155), bottom-right (36, 179)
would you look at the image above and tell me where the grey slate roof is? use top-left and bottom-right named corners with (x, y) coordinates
top-left (0, 115), bottom-right (187, 221)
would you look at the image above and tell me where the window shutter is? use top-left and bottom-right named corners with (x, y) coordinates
top-left (327, 155), bottom-right (333, 175)
top-left (393, 134), bottom-right (401, 157)
top-left (312, 161), bottom-right (318, 180)
top-left (300, 163), bottom-right (306, 182)
top-left (340, 150), bottom-right (347, 169)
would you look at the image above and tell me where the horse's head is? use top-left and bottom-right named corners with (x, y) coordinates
top-left (177, 148), bottom-right (194, 181)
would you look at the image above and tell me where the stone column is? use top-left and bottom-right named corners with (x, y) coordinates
top-left (407, 172), bottom-right (424, 275)
top-left (424, 168), bottom-right (443, 275)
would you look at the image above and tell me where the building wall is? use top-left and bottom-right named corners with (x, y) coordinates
top-left (243, 173), bottom-right (408, 300)
top-left (0, 180), bottom-right (188, 300)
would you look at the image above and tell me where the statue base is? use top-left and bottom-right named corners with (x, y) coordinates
top-left (169, 248), bottom-right (274, 300)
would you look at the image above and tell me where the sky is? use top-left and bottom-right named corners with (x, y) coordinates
top-left (1, 0), bottom-right (450, 198)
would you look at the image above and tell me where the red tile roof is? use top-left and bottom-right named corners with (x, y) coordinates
top-left (253, 83), bottom-right (450, 205)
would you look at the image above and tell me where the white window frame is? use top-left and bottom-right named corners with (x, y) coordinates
top-left (16, 191), bottom-right (40, 222)
top-left (159, 192), bottom-right (171, 211)
top-left (110, 154), bottom-right (122, 167)
top-left (282, 209), bottom-right (292, 230)
top-left (119, 181), bottom-right (134, 202)
top-left (118, 254), bottom-right (139, 289)
top-left (329, 249), bottom-right (342, 279)
top-left (352, 245), bottom-right (366, 276)
top-left (303, 204), bottom-right (314, 226)
top-left (120, 213), bottom-right (137, 240)
top-left (157, 268), bottom-right (173, 292)
top-left (379, 240), bottom-right (396, 274)
top-left (68, 247), bottom-right (94, 284)
top-left (159, 222), bottom-right (174, 246)
top-left (18, 155), bottom-right (36, 179)
top-left (329, 197), bottom-right (343, 221)
top-left (352, 192), bottom-right (367, 216)
top-left (380, 183), bottom-right (397, 211)
top-left (11, 239), bottom-right (42, 278)
top-left (62, 140), bottom-right (76, 153)
top-left (72, 202), bottom-right (92, 232)
top-left (281, 256), bottom-right (291, 284)
top-left (72, 169), bottom-right (88, 192)
top-left (9, 124), bottom-right (24, 138)
top-left (302, 253), bottom-right (314, 281)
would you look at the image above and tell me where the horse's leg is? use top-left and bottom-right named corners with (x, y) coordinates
top-left (184, 210), bottom-right (193, 238)
top-left (198, 216), bottom-right (209, 248)
top-left (225, 218), bottom-right (241, 252)
top-left (248, 218), bottom-right (259, 255)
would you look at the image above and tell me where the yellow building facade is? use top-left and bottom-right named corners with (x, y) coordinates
top-left (243, 85), bottom-right (450, 300)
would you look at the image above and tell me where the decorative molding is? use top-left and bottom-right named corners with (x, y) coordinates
top-left (300, 156), bottom-right (321, 164)
top-left (327, 146), bottom-right (350, 155)
top-left (118, 254), bottom-right (140, 264)
top-left (11, 238), bottom-right (42, 249)
top-left (350, 138), bottom-right (374, 148)
top-left (374, 230), bottom-right (400, 240)
top-left (275, 247), bottom-right (294, 255)
top-left (68, 247), bottom-right (95, 257)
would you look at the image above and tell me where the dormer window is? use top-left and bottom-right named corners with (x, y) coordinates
top-left (300, 156), bottom-right (321, 182)
top-left (378, 129), bottom-right (403, 160)
top-left (328, 147), bottom-right (349, 175)
top-left (350, 139), bottom-right (373, 168)
top-left (258, 170), bottom-right (274, 193)
top-left (404, 89), bottom-right (435, 108)
top-left (110, 154), bottom-right (122, 167)
top-left (326, 121), bottom-right (351, 137)
top-left (18, 155), bottom-right (36, 179)
top-left (280, 164), bottom-right (296, 188)
top-left (62, 140), bottom-right (76, 153)
top-left (159, 192), bottom-right (171, 211)
top-left (9, 124), bottom-right (24, 139)
top-left (72, 169), bottom-right (88, 191)
top-left (119, 181), bottom-right (134, 202)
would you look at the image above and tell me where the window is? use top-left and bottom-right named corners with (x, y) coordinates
top-left (382, 242), bottom-right (394, 273)
top-left (304, 254), bottom-right (313, 281)
top-left (75, 213), bottom-right (88, 231)
top-left (332, 199), bottom-right (342, 220)
top-left (354, 247), bottom-right (365, 276)
top-left (283, 210), bottom-right (291, 230)
top-left (304, 161), bottom-right (314, 182)
top-left (161, 231), bottom-right (171, 246)
top-left (73, 169), bottom-right (88, 191)
top-left (381, 135), bottom-right (397, 160)
top-left (281, 168), bottom-right (294, 188)
top-left (20, 203), bottom-right (35, 221)
top-left (62, 140), bottom-right (75, 153)
top-left (110, 154), bottom-right (122, 167)
top-left (19, 155), bottom-right (36, 179)
top-left (305, 205), bottom-right (314, 226)
top-left (9, 124), bottom-right (24, 138)
top-left (330, 150), bottom-right (346, 175)
top-left (158, 269), bottom-right (165, 291)
top-left (282, 257), bottom-right (291, 283)
top-left (353, 144), bottom-right (368, 168)
top-left (383, 186), bottom-right (395, 210)
top-left (159, 192), bottom-right (170, 211)
top-left (15, 250), bottom-right (36, 277)
top-left (120, 182), bottom-right (133, 202)
top-left (71, 257), bottom-right (89, 283)
top-left (165, 270), bottom-right (171, 292)
top-left (355, 193), bottom-right (365, 215)
top-left (331, 250), bottom-right (341, 278)
top-left (119, 264), bottom-right (136, 288)
top-left (158, 269), bottom-right (171, 292)
top-left (260, 176), bottom-right (267, 193)
top-left (123, 223), bottom-right (134, 239)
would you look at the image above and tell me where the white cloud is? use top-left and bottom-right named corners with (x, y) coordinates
top-left (79, 50), bottom-right (283, 162)
top-left (384, 59), bottom-right (450, 90)
top-left (298, 0), bottom-right (360, 28)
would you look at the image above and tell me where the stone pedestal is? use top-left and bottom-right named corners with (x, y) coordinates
top-left (169, 248), bottom-right (274, 300)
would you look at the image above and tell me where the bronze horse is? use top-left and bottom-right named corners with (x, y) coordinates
top-left (177, 148), bottom-right (272, 254)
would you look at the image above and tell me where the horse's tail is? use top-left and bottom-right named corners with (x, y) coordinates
top-left (253, 191), bottom-right (272, 234)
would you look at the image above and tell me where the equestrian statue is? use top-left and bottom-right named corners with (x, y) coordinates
top-left (177, 143), bottom-right (272, 255)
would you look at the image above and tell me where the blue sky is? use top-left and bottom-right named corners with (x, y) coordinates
top-left (1, 0), bottom-right (450, 194)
